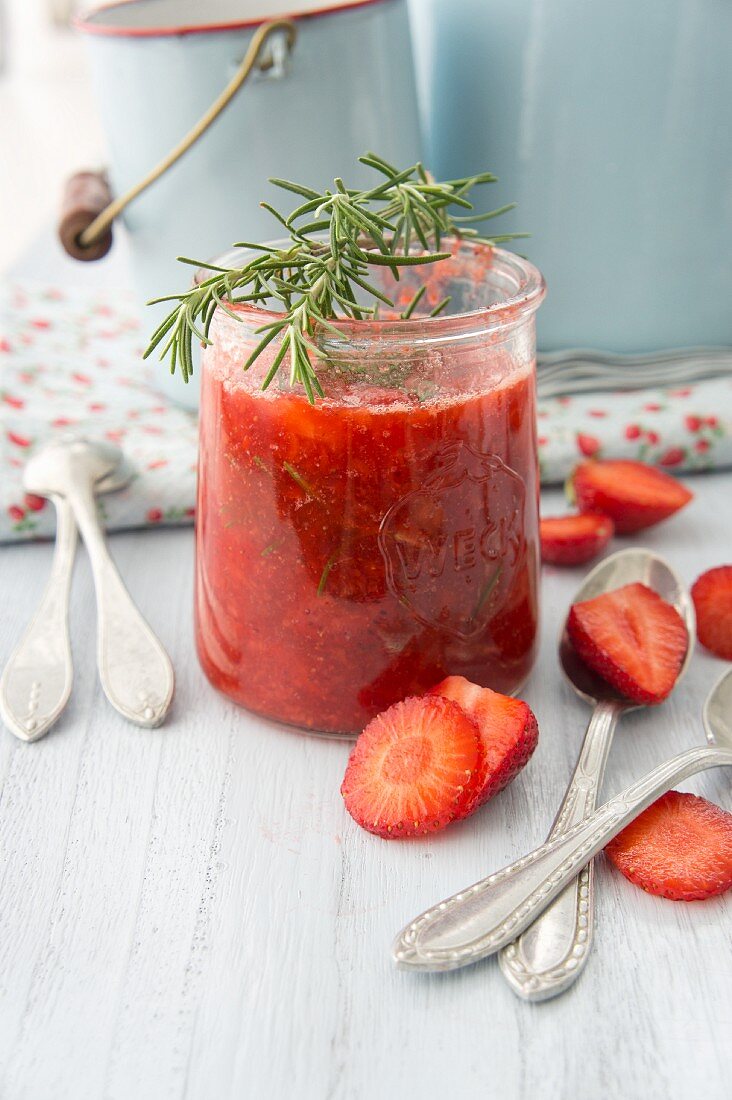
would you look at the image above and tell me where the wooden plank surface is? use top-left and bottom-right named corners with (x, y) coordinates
top-left (0, 472), bottom-right (730, 1100)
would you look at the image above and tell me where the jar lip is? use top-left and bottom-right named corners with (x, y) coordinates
top-left (196, 238), bottom-right (546, 338)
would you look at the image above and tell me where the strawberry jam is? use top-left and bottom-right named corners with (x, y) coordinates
top-left (195, 244), bottom-right (545, 733)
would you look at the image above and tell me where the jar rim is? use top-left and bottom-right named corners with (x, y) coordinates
top-left (197, 238), bottom-right (546, 341)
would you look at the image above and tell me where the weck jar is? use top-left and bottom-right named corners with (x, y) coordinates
top-left (195, 240), bottom-right (545, 734)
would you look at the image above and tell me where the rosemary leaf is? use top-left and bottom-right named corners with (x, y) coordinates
top-left (268, 178), bottom-right (320, 199)
top-left (358, 152), bottom-right (399, 177)
top-left (176, 257), bottom-right (230, 274)
top-left (283, 461), bottom-right (314, 496)
top-left (401, 284), bottom-right (426, 320)
top-left (453, 203), bottom-right (517, 224)
top-left (285, 194), bottom-right (326, 225)
top-left (243, 322), bottom-right (286, 371)
top-left (341, 266), bottom-right (395, 307)
top-left (261, 330), bottom-right (291, 389)
top-left (359, 249), bottom-right (452, 267)
top-left (260, 201), bottom-right (298, 234)
top-left (429, 296), bottom-right (452, 318)
top-left (231, 240), bottom-right (279, 252)
top-left (317, 555), bottom-right (337, 596)
top-left (143, 309), bottom-right (180, 358)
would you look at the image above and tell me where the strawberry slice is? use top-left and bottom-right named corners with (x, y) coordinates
top-left (691, 565), bottom-right (732, 660)
top-left (428, 676), bottom-right (539, 812)
top-left (567, 582), bottom-right (687, 704)
top-left (540, 513), bottom-right (614, 566)
top-left (605, 791), bottom-right (732, 901)
top-left (569, 459), bottom-right (693, 533)
top-left (341, 695), bottom-right (482, 838)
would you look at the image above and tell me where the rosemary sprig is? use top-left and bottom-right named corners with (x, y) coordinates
top-left (144, 153), bottom-right (522, 401)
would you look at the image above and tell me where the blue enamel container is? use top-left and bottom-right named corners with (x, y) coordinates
top-left (409, 0), bottom-right (732, 356)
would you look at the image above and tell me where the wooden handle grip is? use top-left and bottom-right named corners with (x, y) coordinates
top-left (58, 171), bottom-right (114, 261)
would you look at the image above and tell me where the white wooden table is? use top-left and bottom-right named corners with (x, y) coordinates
top-left (2, 218), bottom-right (732, 1100)
top-left (1, 465), bottom-right (731, 1099)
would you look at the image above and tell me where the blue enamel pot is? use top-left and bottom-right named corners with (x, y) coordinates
top-left (409, 0), bottom-right (732, 358)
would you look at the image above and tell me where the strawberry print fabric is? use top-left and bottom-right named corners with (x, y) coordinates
top-left (1, 278), bottom-right (731, 542)
top-left (537, 383), bottom-right (732, 484)
top-left (1, 280), bottom-right (197, 541)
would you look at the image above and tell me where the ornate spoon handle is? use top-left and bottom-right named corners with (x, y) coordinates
top-left (0, 495), bottom-right (77, 741)
top-left (498, 699), bottom-right (622, 1001)
top-left (66, 481), bottom-right (174, 728)
top-left (393, 744), bottom-right (729, 972)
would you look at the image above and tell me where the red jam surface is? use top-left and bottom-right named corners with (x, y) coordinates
top-left (195, 321), bottom-right (539, 734)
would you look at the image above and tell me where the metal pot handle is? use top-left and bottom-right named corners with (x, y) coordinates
top-left (58, 19), bottom-right (297, 261)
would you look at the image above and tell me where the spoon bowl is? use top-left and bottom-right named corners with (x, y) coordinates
top-left (558, 547), bottom-right (696, 707)
top-left (95, 455), bottom-right (135, 496)
top-left (23, 437), bottom-right (123, 498)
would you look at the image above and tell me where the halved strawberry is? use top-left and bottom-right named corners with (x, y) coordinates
top-left (691, 565), bottom-right (732, 660)
top-left (567, 582), bottom-right (687, 704)
top-left (540, 513), bottom-right (614, 566)
top-left (341, 695), bottom-right (482, 838)
top-left (568, 459), bottom-right (693, 533)
top-left (428, 676), bottom-right (538, 812)
top-left (605, 791), bottom-right (732, 901)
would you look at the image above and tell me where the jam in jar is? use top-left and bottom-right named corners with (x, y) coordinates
top-left (195, 241), bottom-right (545, 733)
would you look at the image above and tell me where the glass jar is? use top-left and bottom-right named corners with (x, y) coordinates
top-left (195, 240), bottom-right (545, 734)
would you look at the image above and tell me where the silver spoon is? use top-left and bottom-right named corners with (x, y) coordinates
top-left (13, 438), bottom-right (173, 731)
top-left (0, 448), bottom-right (133, 741)
top-left (393, 667), bottom-right (732, 974)
top-left (498, 548), bottom-right (694, 1001)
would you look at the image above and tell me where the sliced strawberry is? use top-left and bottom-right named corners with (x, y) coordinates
top-left (540, 513), bottom-right (614, 566)
top-left (567, 582), bottom-right (687, 704)
top-left (341, 695), bottom-right (482, 838)
top-left (569, 459), bottom-right (693, 533)
top-left (691, 565), bottom-right (732, 660)
top-left (428, 676), bottom-right (538, 812)
top-left (605, 791), bottom-right (732, 901)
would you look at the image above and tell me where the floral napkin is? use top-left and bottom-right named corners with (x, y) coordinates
top-left (536, 379), bottom-right (732, 484)
top-left (1, 278), bottom-right (731, 542)
top-left (1, 280), bottom-right (197, 541)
